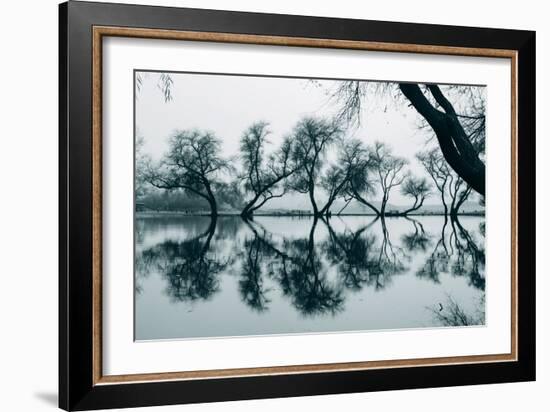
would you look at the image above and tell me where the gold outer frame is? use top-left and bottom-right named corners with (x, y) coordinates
top-left (92, 26), bottom-right (518, 386)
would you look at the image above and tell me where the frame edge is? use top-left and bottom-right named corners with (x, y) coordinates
top-left (61, 1), bottom-right (536, 409)
top-left (59, 2), bottom-right (69, 410)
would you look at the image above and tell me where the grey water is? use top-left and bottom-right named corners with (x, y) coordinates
top-left (135, 215), bottom-right (485, 341)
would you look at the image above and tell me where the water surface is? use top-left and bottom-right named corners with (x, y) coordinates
top-left (135, 215), bottom-right (485, 340)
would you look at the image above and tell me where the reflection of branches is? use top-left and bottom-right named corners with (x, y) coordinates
top-left (416, 220), bottom-right (450, 284)
top-left (244, 218), bottom-right (344, 316)
top-left (237, 231), bottom-right (273, 312)
top-left (377, 219), bottom-right (408, 282)
top-left (429, 294), bottom-right (485, 326)
top-left (136, 218), bottom-right (230, 303)
top-left (322, 218), bottom-right (377, 290)
top-left (401, 217), bottom-right (431, 252)
top-left (417, 218), bottom-right (485, 290)
top-left (323, 217), bottom-right (407, 292)
top-left (450, 217), bottom-right (485, 290)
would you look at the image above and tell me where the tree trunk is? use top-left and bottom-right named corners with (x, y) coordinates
top-left (208, 196), bottom-right (218, 217)
top-left (399, 83), bottom-right (485, 196)
top-left (441, 190), bottom-right (448, 216)
top-left (309, 184), bottom-right (320, 216)
top-left (401, 195), bottom-right (426, 216)
top-left (350, 188), bottom-right (380, 216)
top-left (203, 181), bottom-right (218, 217)
top-left (380, 193), bottom-right (388, 216)
top-left (241, 203), bottom-right (254, 219)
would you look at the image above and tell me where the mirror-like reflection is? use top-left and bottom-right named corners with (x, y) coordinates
top-left (135, 215), bottom-right (485, 340)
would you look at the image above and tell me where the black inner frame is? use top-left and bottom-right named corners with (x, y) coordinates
top-left (59, 1), bottom-right (535, 410)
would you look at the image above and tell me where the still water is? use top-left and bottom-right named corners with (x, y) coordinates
top-left (135, 215), bottom-right (485, 340)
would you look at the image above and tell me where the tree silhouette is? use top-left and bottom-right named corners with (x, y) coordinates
top-left (136, 217), bottom-right (230, 303)
top-left (145, 130), bottom-right (229, 216)
top-left (319, 163), bottom-right (352, 217)
top-left (401, 218), bottom-right (431, 252)
top-left (289, 117), bottom-right (342, 217)
top-left (239, 122), bottom-right (297, 218)
top-left (416, 218), bottom-right (485, 290)
top-left (340, 139), bottom-right (379, 215)
top-left (370, 142), bottom-right (408, 216)
top-left (237, 230), bottom-right (273, 312)
top-left (448, 175), bottom-right (473, 218)
top-left (417, 148), bottom-right (451, 216)
top-left (417, 148), bottom-right (473, 217)
top-left (322, 218), bottom-right (378, 290)
top-left (340, 141), bottom-right (408, 217)
top-left (400, 176), bottom-right (431, 215)
top-left (244, 218), bottom-right (344, 316)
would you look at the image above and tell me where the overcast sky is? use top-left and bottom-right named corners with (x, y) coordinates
top-left (136, 71), bottom-right (482, 207)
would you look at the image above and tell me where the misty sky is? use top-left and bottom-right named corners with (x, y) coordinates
top-left (135, 71), bottom-right (482, 207)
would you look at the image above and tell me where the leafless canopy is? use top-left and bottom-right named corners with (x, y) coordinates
top-left (145, 129), bottom-right (229, 216)
top-left (288, 117), bottom-right (343, 216)
top-left (239, 122), bottom-right (298, 217)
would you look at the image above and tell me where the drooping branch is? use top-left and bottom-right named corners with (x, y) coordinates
top-left (329, 80), bottom-right (486, 196)
top-left (399, 84), bottom-right (485, 195)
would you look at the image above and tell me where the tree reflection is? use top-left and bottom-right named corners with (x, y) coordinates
top-left (237, 231), bottom-right (273, 312)
top-left (374, 218), bottom-right (408, 289)
top-left (429, 294), bottom-right (485, 326)
top-left (239, 216), bottom-right (414, 315)
top-left (136, 217), bottom-right (230, 303)
top-left (322, 217), bottom-right (408, 291)
top-left (401, 218), bottom-right (431, 252)
top-left (322, 219), bottom-right (377, 290)
top-left (450, 217), bottom-right (485, 290)
top-left (243, 218), bottom-right (344, 316)
top-left (136, 214), bottom-right (485, 327)
top-left (417, 217), bottom-right (485, 290)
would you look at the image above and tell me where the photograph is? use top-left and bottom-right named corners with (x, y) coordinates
top-left (134, 71), bottom-right (487, 340)
top-left (52, 1), bottom-right (536, 410)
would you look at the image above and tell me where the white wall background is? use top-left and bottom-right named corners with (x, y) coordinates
top-left (0, 0), bottom-right (545, 411)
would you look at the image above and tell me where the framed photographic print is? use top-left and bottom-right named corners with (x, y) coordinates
top-left (59, 1), bottom-right (535, 410)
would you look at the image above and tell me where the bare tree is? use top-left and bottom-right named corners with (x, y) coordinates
top-left (417, 148), bottom-right (451, 216)
top-left (340, 139), bottom-right (379, 216)
top-left (239, 122), bottom-right (297, 218)
top-left (340, 141), bottom-right (408, 217)
top-left (417, 148), bottom-right (472, 217)
top-left (400, 176), bottom-right (431, 215)
top-left (145, 129), bottom-right (229, 216)
top-left (289, 117), bottom-right (342, 217)
top-left (370, 142), bottom-right (408, 216)
top-left (320, 139), bottom-right (368, 216)
top-left (448, 174), bottom-right (473, 218)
